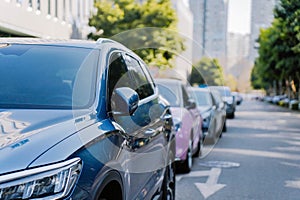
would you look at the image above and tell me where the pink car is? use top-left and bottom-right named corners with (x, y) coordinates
top-left (156, 79), bottom-right (203, 173)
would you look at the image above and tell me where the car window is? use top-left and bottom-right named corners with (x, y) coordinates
top-left (211, 90), bottom-right (222, 104)
top-left (107, 52), bottom-right (134, 102)
top-left (210, 86), bottom-right (231, 97)
top-left (124, 55), bottom-right (154, 99)
top-left (193, 90), bottom-right (213, 106)
top-left (0, 44), bottom-right (98, 109)
top-left (157, 84), bottom-right (179, 106)
top-left (157, 82), bottom-right (181, 107)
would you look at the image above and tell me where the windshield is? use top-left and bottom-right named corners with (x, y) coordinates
top-left (193, 90), bottom-right (213, 106)
top-left (0, 44), bottom-right (99, 109)
top-left (210, 86), bottom-right (231, 97)
top-left (157, 83), bottom-right (181, 107)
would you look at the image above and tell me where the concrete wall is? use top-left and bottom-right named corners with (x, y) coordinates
top-left (0, 0), bottom-right (94, 39)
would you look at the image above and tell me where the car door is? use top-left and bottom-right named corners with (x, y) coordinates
top-left (211, 90), bottom-right (226, 134)
top-left (106, 51), bottom-right (169, 199)
top-left (208, 91), bottom-right (219, 136)
top-left (182, 84), bottom-right (201, 153)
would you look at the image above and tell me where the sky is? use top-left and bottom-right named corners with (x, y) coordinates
top-left (227, 0), bottom-right (252, 34)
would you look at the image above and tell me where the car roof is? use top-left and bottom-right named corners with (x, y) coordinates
top-left (209, 86), bottom-right (231, 91)
top-left (155, 78), bottom-right (183, 86)
top-left (0, 37), bottom-right (123, 50)
top-left (188, 87), bottom-right (210, 92)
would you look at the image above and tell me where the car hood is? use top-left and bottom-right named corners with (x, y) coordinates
top-left (0, 109), bottom-right (92, 174)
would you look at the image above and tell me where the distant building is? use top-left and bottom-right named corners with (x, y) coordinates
top-left (189, 0), bottom-right (205, 63)
top-left (227, 32), bottom-right (250, 71)
top-left (249, 0), bottom-right (280, 62)
top-left (0, 0), bottom-right (94, 39)
top-left (204, 0), bottom-right (228, 67)
top-left (189, 0), bottom-right (228, 68)
top-left (227, 32), bottom-right (251, 90)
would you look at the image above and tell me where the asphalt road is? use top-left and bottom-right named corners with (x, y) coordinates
top-left (176, 100), bottom-right (300, 200)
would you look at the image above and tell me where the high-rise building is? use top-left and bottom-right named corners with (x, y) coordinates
top-left (249, 0), bottom-right (280, 62)
top-left (227, 33), bottom-right (250, 69)
top-left (189, 0), bottom-right (205, 63)
top-left (227, 32), bottom-right (251, 86)
top-left (190, 0), bottom-right (228, 68)
top-left (0, 0), bottom-right (94, 39)
top-left (204, 0), bottom-right (228, 66)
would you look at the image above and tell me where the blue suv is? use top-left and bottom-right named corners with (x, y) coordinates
top-left (0, 38), bottom-right (175, 200)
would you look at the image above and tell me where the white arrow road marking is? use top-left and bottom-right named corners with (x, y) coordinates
top-left (195, 183), bottom-right (226, 199)
top-left (176, 168), bottom-right (226, 199)
top-left (195, 168), bottom-right (226, 199)
top-left (176, 170), bottom-right (213, 182)
top-left (285, 178), bottom-right (300, 189)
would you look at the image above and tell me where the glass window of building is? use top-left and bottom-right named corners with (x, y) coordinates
top-left (37, 0), bottom-right (41, 11)
top-left (55, 0), bottom-right (58, 18)
top-left (48, 0), bottom-right (51, 15)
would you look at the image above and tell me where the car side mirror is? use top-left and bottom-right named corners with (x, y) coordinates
top-left (111, 87), bottom-right (139, 116)
top-left (186, 99), bottom-right (197, 109)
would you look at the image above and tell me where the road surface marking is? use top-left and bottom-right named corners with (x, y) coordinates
top-left (177, 168), bottom-right (226, 199)
top-left (285, 178), bottom-right (300, 190)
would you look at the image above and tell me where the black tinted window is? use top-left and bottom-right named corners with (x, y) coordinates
top-left (108, 52), bottom-right (133, 102)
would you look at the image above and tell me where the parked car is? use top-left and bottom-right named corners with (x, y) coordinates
top-left (156, 79), bottom-right (202, 173)
top-left (272, 94), bottom-right (287, 105)
top-left (188, 87), bottom-right (226, 143)
top-left (0, 38), bottom-right (176, 200)
top-left (263, 96), bottom-right (273, 103)
top-left (289, 99), bottom-right (299, 110)
top-left (209, 86), bottom-right (236, 119)
top-left (278, 97), bottom-right (290, 107)
top-left (232, 91), bottom-right (243, 105)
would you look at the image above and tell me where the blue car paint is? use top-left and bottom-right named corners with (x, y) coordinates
top-left (0, 40), bottom-right (174, 200)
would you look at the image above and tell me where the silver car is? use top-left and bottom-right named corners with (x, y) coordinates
top-left (189, 87), bottom-right (226, 144)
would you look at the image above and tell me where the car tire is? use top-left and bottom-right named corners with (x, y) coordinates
top-left (193, 137), bottom-right (202, 157)
top-left (228, 112), bottom-right (235, 119)
top-left (161, 161), bottom-right (176, 200)
top-left (219, 130), bottom-right (223, 138)
top-left (222, 120), bottom-right (227, 132)
top-left (181, 140), bottom-right (193, 173)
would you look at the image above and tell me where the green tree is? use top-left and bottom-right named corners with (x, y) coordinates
top-left (251, 23), bottom-right (282, 90)
top-left (252, 0), bottom-right (300, 93)
top-left (88, 0), bottom-right (184, 68)
top-left (189, 57), bottom-right (224, 86)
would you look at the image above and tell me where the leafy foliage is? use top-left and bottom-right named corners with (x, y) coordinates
top-left (88, 0), bottom-right (184, 68)
top-left (251, 0), bottom-right (300, 93)
top-left (189, 57), bottom-right (224, 86)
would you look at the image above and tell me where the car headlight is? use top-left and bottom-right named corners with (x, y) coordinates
top-left (0, 158), bottom-right (82, 200)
